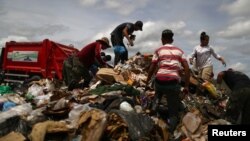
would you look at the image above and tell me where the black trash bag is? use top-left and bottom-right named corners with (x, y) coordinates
top-left (108, 110), bottom-right (154, 141)
top-left (0, 116), bottom-right (31, 137)
top-left (89, 96), bottom-right (134, 112)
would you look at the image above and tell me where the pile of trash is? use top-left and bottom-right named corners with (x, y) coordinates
top-left (0, 53), bottom-right (230, 141)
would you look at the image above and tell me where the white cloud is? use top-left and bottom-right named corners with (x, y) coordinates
top-left (217, 20), bottom-right (250, 39)
top-left (90, 20), bottom-right (191, 56)
top-left (79, 0), bottom-right (149, 15)
top-left (221, 0), bottom-right (250, 16)
top-left (0, 35), bottom-right (29, 47)
top-left (213, 45), bottom-right (227, 54)
top-left (229, 62), bottom-right (247, 71)
top-left (105, 0), bottom-right (148, 15)
top-left (183, 30), bottom-right (193, 36)
top-left (79, 0), bottom-right (100, 6)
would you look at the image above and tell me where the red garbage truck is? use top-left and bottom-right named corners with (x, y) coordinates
top-left (0, 39), bottom-right (79, 83)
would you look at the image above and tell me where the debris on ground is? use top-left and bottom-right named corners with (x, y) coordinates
top-left (0, 53), bottom-right (231, 141)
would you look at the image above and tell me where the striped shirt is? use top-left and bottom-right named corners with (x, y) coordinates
top-left (152, 44), bottom-right (187, 82)
top-left (190, 45), bottom-right (221, 69)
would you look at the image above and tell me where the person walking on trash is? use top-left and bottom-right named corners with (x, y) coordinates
top-left (217, 68), bottom-right (250, 124)
top-left (111, 20), bottom-right (143, 66)
top-left (189, 32), bottom-right (226, 82)
top-left (63, 37), bottom-right (111, 91)
top-left (145, 29), bottom-right (190, 133)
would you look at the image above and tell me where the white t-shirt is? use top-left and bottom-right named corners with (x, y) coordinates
top-left (190, 45), bottom-right (221, 69)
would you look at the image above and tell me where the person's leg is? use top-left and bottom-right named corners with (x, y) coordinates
top-left (165, 84), bottom-right (181, 132)
top-left (201, 66), bottom-right (213, 82)
top-left (114, 52), bottom-right (121, 66)
top-left (119, 42), bottom-right (127, 64)
top-left (69, 56), bottom-right (91, 90)
top-left (155, 80), bottom-right (182, 132)
top-left (111, 35), bottom-right (119, 66)
top-left (62, 57), bottom-right (73, 85)
top-left (120, 51), bottom-right (126, 64)
top-left (124, 47), bottom-right (128, 61)
top-left (62, 60), bottom-right (68, 85)
top-left (154, 80), bottom-right (164, 113)
top-left (112, 35), bottom-right (124, 66)
top-left (71, 56), bottom-right (83, 82)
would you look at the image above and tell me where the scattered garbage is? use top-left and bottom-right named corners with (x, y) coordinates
top-left (0, 53), bottom-right (232, 141)
top-left (0, 85), bottom-right (13, 95)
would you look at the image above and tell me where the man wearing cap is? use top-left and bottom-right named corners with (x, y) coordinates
top-left (111, 20), bottom-right (143, 65)
top-left (146, 29), bottom-right (190, 132)
top-left (63, 37), bottom-right (111, 90)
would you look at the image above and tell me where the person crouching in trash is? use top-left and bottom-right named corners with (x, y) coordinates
top-left (63, 37), bottom-right (111, 91)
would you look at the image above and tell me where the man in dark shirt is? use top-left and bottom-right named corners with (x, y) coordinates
top-left (217, 68), bottom-right (250, 124)
top-left (63, 37), bottom-right (111, 90)
top-left (111, 21), bottom-right (143, 65)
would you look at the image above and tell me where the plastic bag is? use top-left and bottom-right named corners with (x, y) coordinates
top-left (2, 101), bottom-right (16, 111)
top-left (0, 86), bottom-right (13, 95)
top-left (202, 81), bottom-right (219, 99)
top-left (27, 84), bottom-right (44, 97)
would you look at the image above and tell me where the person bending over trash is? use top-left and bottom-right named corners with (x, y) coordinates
top-left (146, 29), bottom-right (190, 133)
top-left (90, 52), bottom-right (112, 76)
top-left (63, 37), bottom-right (111, 91)
top-left (111, 20), bottom-right (143, 66)
top-left (217, 68), bottom-right (250, 124)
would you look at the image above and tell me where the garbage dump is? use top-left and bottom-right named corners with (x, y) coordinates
top-left (0, 53), bottom-right (231, 141)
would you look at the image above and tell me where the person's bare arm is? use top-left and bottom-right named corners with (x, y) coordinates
top-left (181, 60), bottom-right (190, 90)
top-left (217, 71), bottom-right (225, 84)
top-left (122, 27), bottom-right (133, 46)
top-left (218, 57), bottom-right (226, 67)
top-left (145, 63), bottom-right (157, 86)
top-left (216, 71), bottom-right (225, 89)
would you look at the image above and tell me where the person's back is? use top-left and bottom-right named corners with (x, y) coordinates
top-left (111, 23), bottom-right (134, 43)
top-left (146, 29), bottom-right (190, 133)
top-left (154, 44), bottom-right (185, 82)
top-left (222, 70), bottom-right (250, 90)
top-left (77, 42), bottom-right (98, 69)
top-left (217, 69), bottom-right (250, 124)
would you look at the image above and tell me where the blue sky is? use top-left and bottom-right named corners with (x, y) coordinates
top-left (1, 0), bottom-right (250, 76)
